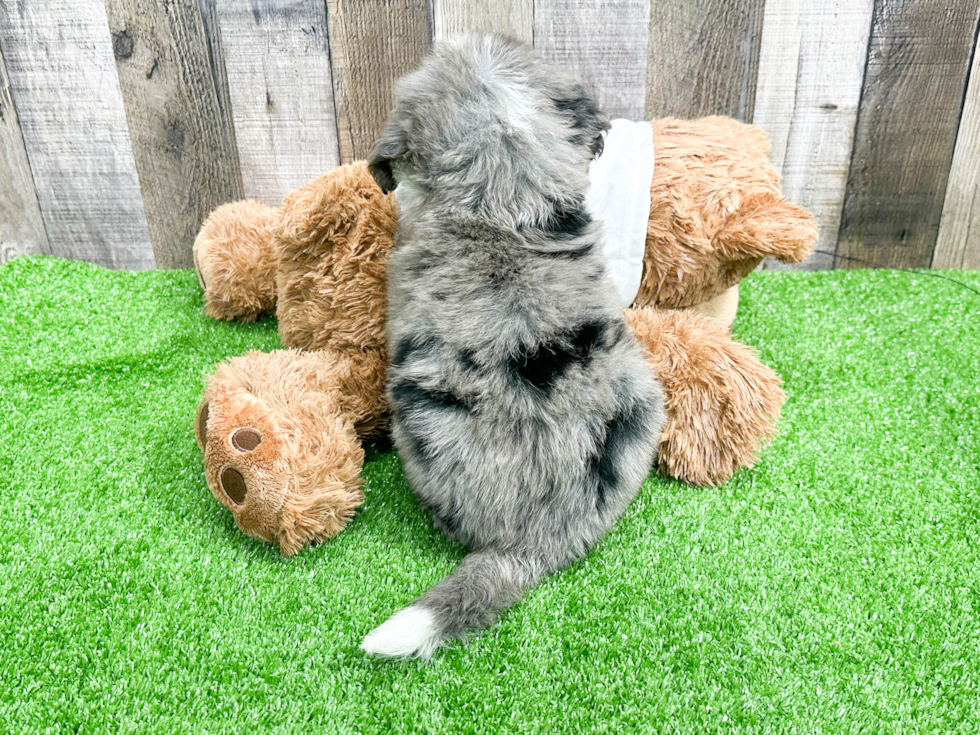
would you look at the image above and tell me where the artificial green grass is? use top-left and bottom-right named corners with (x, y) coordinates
top-left (0, 255), bottom-right (977, 733)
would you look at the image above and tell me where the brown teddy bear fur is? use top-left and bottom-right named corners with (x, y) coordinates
top-left (194, 200), bottom-right (279, 322)
top-left (639, 117), bottom-right (817, 328)
top-left (196, 349), bottom-right (384, 556)
top-left (275, 163), bottom-right (395, 362)
top-left (624, 307), bottom-right (784, 485)
top-left (196, 164), bottom-right (393, 554)
top-left (194, 117), bottom-right (814, 555)
top-left (640, 117), bottom-right (816, 308)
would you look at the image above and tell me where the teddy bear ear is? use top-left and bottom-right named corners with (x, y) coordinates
top-left (368, 120), bottom-right (409, 194)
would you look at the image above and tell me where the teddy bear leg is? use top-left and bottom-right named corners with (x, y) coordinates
top-left (197, 348), bottom-right (384, 555)
top-left (624, 307), bottom-right (785, 487)
top-left (275, 162), bottom-right (396, 353)
top-left (193, 200), bottom-right (280, 321)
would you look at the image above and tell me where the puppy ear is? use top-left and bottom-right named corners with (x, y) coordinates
top-left (367, 121), bottom-right (409, 194)
top-left (552, 84), bottom-right (610, 158)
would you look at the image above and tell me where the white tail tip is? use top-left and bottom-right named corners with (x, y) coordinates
top-left (361, 606), bottom-right (441, 659)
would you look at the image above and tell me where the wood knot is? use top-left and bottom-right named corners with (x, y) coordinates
top-left (165, 121), bottom-right (185, 153)
top-left (113, 30), bottom-right (134, 60)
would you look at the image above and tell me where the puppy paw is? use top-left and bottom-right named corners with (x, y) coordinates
top-left (361, 606), bottom-right (441, 659)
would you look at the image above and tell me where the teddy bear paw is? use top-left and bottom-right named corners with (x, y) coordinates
top-left (195, 351), bottom-right (369, 555)
top-left (196, 395), bottom-right (292, 547)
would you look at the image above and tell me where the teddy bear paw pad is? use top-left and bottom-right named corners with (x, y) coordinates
top-left (231, 427), bottom-right (262, 452)
top-left (197, 401), bottom-right (209, 450)
top-left (219, 466), bottom-right (248, 505)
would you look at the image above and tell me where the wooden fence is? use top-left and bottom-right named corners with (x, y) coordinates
top-left (1, 0), bottom-right (979, 271)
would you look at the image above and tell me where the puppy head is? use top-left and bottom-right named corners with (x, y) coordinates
top-left (367, 35), bottom-right (609, 226)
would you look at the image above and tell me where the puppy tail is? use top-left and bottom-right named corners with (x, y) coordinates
top-left (361, 548), bottom-right (547, 659)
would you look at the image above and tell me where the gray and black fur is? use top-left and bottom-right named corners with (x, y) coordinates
top-left (360, 35), bottom-right (665, 659)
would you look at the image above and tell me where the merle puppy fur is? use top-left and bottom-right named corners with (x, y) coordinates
top-left (360, 35), bottom-right (665, 659)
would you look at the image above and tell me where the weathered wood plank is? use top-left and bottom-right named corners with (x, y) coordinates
top-left (754, 0), bottom-right (874, 271)
top-left (934, 32), bottom-right (980, 270)
top-left (105, 0), bottom-right (243, 269)
top-left (534, 0), bottom-right (651, 120)
top-left (646, 0), bottom-right (765, 122)
top-left (197, 0), bottom-right (240, 159)
top-left (0, 0), bottom-right (154, 270)
top-left (434, 0), bottom-right (533, 43)
top-left (208, 0), bottom-right (341, 205)
top-left (326, 0), bottom-right (432, 163)
top-left (837, 0), bottom-right (980, 270)
top-left (0, 44), bottom-right (49, 265)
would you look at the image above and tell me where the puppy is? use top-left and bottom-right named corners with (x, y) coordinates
top-left (361, 35), bottom-right (665, 658)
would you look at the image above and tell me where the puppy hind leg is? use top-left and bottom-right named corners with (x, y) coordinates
top-left (361, 548), bottom-right (549, 659)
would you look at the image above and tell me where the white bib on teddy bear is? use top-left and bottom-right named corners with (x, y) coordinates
top-left (586, 119), bottom-right (654, 308)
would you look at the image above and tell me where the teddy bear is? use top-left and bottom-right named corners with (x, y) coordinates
top-left (193, 116), bottom-right (816, 556)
